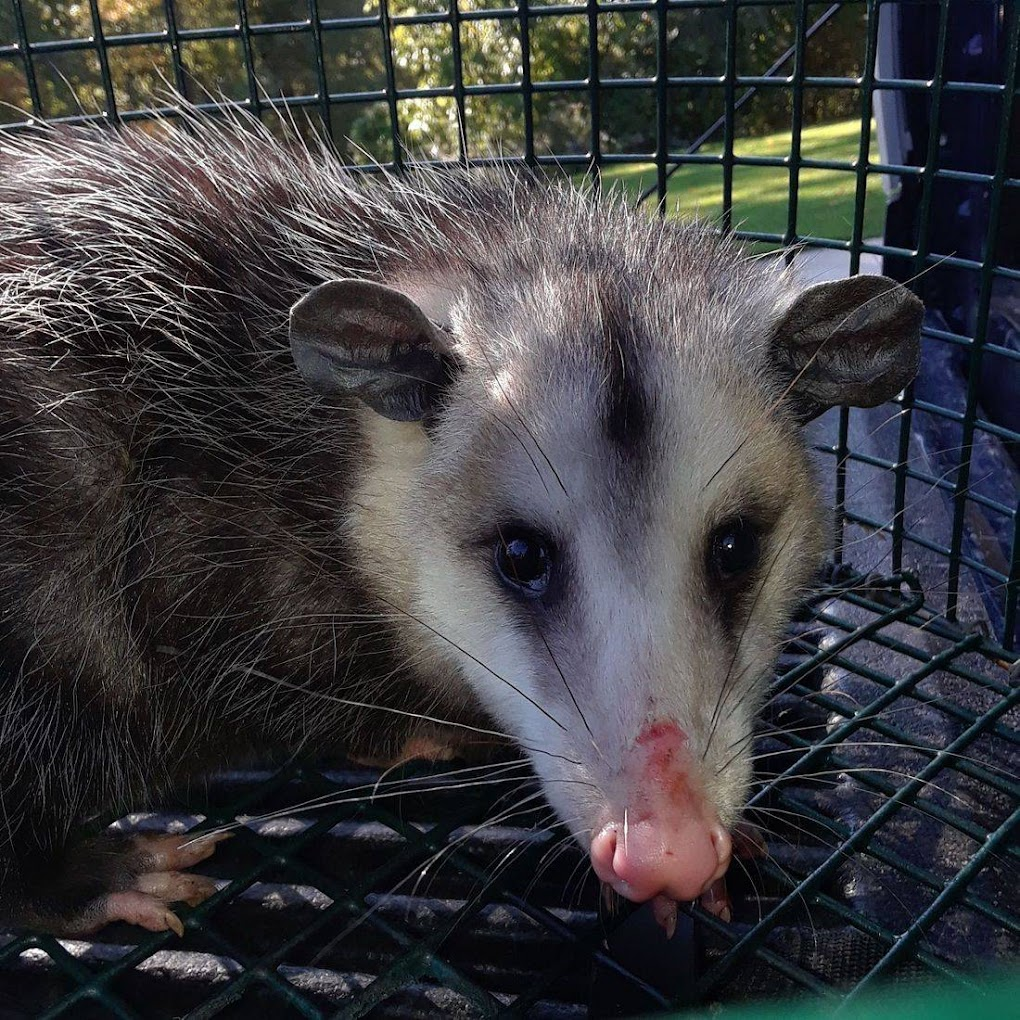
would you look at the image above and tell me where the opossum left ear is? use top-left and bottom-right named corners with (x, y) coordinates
top-left (771, 275), bottom-right (923, 422)
top-left (289, 279), bottom-right (455, 422)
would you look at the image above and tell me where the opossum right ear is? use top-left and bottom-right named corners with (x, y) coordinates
top-left (289, 279), bottom-right (455, 422)
top-left (770, 275), bottom-right (923, 422)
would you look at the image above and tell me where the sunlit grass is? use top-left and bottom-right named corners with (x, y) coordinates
top-left (586, 119), bottom-right (886, 243)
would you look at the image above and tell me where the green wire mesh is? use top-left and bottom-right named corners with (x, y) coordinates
top-left (0, 0), bottom-right (1017, 1015)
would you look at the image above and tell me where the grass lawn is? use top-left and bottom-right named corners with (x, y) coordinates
top-left (589, 119), bottom-right (886, 244)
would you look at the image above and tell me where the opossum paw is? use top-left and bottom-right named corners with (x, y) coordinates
top-left (399, 735), bottom-right (460, 762)
top-left (348, 734), bottom-right (461, 768)
top-left (76, 864), bottom-right (220, 937)
top-left (79, 833), bottom-right (225, 936)
top-left (2, 829), bottom-right (229, 937)
top-left (129, 831), bottom-right (232, 872)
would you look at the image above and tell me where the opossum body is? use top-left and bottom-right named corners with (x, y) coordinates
top-left (0, 110), bottom-right (922, 935)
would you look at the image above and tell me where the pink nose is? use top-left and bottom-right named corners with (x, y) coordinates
top-left (590, 814), bottom-right (732, 903)
top-left (588, 718), bottom-right (732, 903)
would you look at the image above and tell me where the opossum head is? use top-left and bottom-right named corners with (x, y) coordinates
top-left (289, 208), bottom-right (922, 909)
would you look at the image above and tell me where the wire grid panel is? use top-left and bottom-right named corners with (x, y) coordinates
top-left (0, 577), bottom-right (1015, 1016)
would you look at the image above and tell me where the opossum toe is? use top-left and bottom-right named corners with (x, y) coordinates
top-left (134, 870), bottom-right (220, 909)
top-left (97, 891), bottom-right (187, 937)
top-left (130, 831), bottom-right (232, 871)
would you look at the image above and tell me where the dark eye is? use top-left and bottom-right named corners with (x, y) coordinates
top-left (709, 517), bottom-right (760, 582)
top-left (494, 528), bottom-right (554, 598)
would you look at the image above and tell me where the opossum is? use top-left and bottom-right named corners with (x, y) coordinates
top-left (0, 108), bottom-right (922, 938)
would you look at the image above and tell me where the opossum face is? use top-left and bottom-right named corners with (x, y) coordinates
top-left (290, 261), bottom-right (922, 910)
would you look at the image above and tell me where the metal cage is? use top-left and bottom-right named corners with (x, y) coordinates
top-left (0, 0), bottom-right (1017, 1016)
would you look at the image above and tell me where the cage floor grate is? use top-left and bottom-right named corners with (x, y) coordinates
top-left (0, 572), bottom-right (1015, 1018)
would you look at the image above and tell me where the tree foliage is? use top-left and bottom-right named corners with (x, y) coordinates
top-left (1, 1), bottom-right (865, 158)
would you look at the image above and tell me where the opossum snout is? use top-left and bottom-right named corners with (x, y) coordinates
top-left (590, 817), bottom-right (731, 905)
top-left (588, 720), bottom-right (732, 904)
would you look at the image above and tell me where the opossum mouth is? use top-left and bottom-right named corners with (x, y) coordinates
top-left (643, 822), bottom-right (768, 935)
